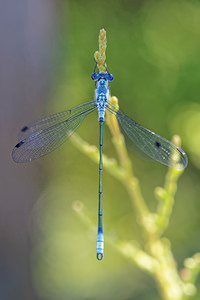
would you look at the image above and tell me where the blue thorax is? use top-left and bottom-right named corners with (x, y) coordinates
top-left (91, 72), bottom-right (114, 122)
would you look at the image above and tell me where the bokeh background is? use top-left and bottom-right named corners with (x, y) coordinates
top-left (1, 0), bottom-right (200, 299)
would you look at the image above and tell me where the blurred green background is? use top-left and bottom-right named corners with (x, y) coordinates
top-left (2, 0), bottom-right (200, 299)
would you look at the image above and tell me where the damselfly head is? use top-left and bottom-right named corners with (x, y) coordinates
top-left (91, 72), bottom-right (114, 82)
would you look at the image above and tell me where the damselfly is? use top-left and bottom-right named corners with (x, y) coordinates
top-left (12, 62), bottom-right (188, 260)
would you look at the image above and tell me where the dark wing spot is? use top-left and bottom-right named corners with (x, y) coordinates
top-left (15, 141), bottom-right (24, 148)
top-left (21, 126), bottom-right (29, 132)
top-left (155, 141), bottom-right (161, 148)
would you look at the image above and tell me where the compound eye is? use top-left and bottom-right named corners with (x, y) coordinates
top-left (108, 73), bottom-right (114, 81)
top-left (91, 72), bottom-right (98, 80)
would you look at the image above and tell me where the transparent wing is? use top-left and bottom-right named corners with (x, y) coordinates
top-left (18, 100), bottom-right (96, 140)
top-left (107, 103), bottom-right (188, 169)
top-left (12, 100), bottom-right (97, 163)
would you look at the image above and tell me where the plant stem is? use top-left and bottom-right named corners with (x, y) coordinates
top-left (71, 28), bottom-right (193, 300)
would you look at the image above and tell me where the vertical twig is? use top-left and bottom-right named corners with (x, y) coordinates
top-left (70, 29), bottom-right (194, 300)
